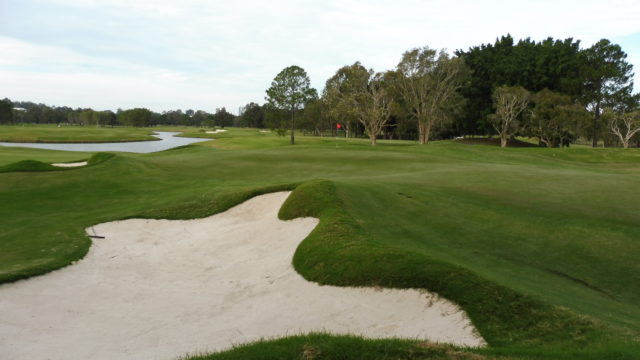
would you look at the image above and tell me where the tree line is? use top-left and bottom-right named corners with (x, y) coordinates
top-left (0, 99), bottom-right (238, 128)
top-left (259, 35), bottom-right (639, 147)
top-left (2, 34), bottom-right (638, 147)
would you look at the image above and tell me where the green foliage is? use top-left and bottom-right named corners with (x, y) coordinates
top-left (297, 98), bottom-right (328, 135)
top-left (455, 36), bottom-right (585, 135)
top-left (117, 108), bottom-right (152, 127)
top-left (266, 65), bottom-right (317, 113)
top-left (212, 107), bottom-right (235, 128)
top-left (0, 98), bottom-right (14, 124)
top-left (238, 102), bottom-right (265, 128)
top-left (529, 89), bottom-right (590, 147)
top-left (67, 109), bottom-right (116, 126)
top-left (323, 62), bottom-right (371, 123)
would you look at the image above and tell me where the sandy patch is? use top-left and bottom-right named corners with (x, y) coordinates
top-left (51, 161), bottom-right (87, 167)
top-left (205, 129), bottom-right (227, 134)
top-left (0, 192), bottom-right (484, 360)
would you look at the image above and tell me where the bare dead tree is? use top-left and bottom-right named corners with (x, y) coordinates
top-left (611, 110), bottom-right (640, 148)
top-left (490, 86), bottom-right (530, 147)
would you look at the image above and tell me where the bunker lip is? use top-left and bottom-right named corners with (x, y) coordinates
top-left (51, 161), bottom-right (88, 167)
top-left (0, 192), bottom-right (484, 360)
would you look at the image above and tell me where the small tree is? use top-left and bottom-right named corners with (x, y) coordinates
top-left (610, 110), bottom-right (640, 148)
top-left (490, 86), bottom-right (530, 147)
top-left (265, 66), bottom-right (316, 144)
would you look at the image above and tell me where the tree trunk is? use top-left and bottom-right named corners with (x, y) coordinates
top-left (423, 123), bottom-right (431, 144)
top-left (290, 109), bottom-right (295, 145)
top-left (591, 102), bottom-right (600, 148)
top-left (500, 133), bottom-right (508, 147)
top-left (370, 134), bottom-right (377, 146)
top-left (418, 121), bottom-right (426, 144)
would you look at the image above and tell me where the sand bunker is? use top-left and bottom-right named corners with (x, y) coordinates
top-left (51, 161), bottom-right (87, 167)
top-left (205, 129), bottom-right (227, 134)
top-left (0, 192), bottom-right (484, 360)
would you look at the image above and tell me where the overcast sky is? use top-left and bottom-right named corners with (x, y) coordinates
top-left (1, 0), bottom-right (639, 114)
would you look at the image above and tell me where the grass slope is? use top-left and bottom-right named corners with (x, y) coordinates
top-left (1, 127), bottom-right (639, 359)
top-left (0, 152), bottom-right (114, 173)
top-left (0, 124), bottom-right (159, 143)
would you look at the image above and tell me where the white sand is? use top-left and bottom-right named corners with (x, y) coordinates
top-left (51, 161), bottom-right (87, 167)
top-left (205, 129), bottom-right (227, 134)
top-left (0, 192), bottom-right (484, 360)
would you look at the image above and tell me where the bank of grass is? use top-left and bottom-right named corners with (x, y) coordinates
top-left (0, 124), bottom-right (159, 143)
top-left (184, 334), bottom-right (496, 360)
top-left (0, 152), bottom-right (114, 173)
top-left (186, 334), bottom-right (638, 360)
top-left (1, 129), bottom-right (639, 359)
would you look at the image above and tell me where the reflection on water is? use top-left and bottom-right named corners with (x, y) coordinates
top-left (0, 132), bottom-right (208, 153)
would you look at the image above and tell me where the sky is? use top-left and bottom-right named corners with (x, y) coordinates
top-left (1, 0), bottom-right (639, 114)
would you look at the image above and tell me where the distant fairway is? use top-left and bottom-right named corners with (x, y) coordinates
top-left (0, 126), bottom-right (638, 359)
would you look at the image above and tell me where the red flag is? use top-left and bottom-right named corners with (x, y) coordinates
top-left (336, 123), bottom-right (342, 129)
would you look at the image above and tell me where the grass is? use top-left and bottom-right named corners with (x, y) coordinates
top-left (0, 124), bottom-right (160, 143)
top-left (0, 152), bottom-right (114, 173)
top-left (0, 125), bottom-right (639, 359)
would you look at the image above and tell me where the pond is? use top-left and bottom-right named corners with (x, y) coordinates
top-left (0, 132), bottom-right (208, 153)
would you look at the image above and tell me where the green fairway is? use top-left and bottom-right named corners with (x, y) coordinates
top-left (1, 127), bottom-right (639, 359)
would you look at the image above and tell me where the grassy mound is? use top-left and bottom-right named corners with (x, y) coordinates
top-left (87, 152), bottom-right (115, 165)
top-left (0, 152), bottom-right (114, 173)
top-left (279, 180), bottom-right (599, 348)
top-left (186, 333), bottom-right (491, 360)
top-left (0, 159), bottom-right (60, 173)
top-left (454, 137), bottom-right (538, 147)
